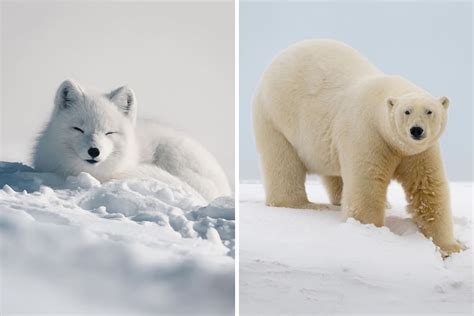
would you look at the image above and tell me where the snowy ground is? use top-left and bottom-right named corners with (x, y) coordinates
top-left (240, 181), bottom-right (472, 315)
top-left (0, 162), bottom-right (234, 314)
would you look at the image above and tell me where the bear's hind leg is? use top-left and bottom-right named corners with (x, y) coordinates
top-left (322, 176), bottom-right (343, 205)
top-left (255, 115), bottom-right (329, 210)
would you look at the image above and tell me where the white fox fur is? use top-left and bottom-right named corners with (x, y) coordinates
top-left (33, 80), bottom-right (231, 202)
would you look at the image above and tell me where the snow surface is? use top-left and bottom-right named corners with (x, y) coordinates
top-left (240, 181), bottom-right (472, 315)
top-left (0, 162), bottom-right (234, 314)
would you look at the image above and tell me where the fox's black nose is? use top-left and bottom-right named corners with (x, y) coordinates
top-left (88, 147), bottom-right (100, 158)
top-left (410, 126), bottom-right (424, 140)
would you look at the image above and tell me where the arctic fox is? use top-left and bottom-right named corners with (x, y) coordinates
top-left (33, 79), bottom-right (231, 202)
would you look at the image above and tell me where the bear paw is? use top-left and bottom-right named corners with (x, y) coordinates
top-left (440, 241), bottom-right (467, 257)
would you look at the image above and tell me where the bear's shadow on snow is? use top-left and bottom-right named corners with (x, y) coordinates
top-left (384, 216), bottom-right (419, 236)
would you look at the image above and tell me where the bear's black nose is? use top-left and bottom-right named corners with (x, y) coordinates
top-left (410, 126), bottom-right (424, 140)
top-left (88, 147), bottom-right (100, 158)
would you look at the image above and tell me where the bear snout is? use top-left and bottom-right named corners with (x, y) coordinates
top-left (410, 126), bottom-right (425, 140)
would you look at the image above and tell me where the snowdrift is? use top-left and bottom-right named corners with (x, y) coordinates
top-left (0, 162), bottom-right (234, 314)
top-left (240, 181), bottom-right (472, 315)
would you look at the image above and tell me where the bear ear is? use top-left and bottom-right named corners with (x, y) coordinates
top-left (386, 97), bottom-right (397, 110)
top-left (54, 79), bottom-right (84, 111)
top-left (109, 86), bottom-right (137, 124)
top-left (439, 96), bottom-right (449, 109)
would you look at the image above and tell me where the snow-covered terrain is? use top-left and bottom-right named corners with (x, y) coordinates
top-left (240, 181), bottom-right (472, 315)
top-left (0, 162), bottom-right (234, 314)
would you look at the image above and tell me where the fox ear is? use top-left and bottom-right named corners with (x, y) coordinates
top-left (54, 79), bottom-right (84, 111)
top-left (386, 97), bottom-right (397, 110)
top-left (109, 86), bottom-right (137, 123)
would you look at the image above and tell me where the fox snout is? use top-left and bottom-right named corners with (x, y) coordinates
top-left (85, 147), bottom-right (101, 164)
top-left (88, 147), bottom-right (100, 158)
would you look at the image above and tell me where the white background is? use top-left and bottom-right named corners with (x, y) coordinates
top-left (1, 0), bottom-right (235, 185)
top-left (240, 1), bottom-right (473, 181)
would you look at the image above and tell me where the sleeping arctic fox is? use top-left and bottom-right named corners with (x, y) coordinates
top-left (33, 79), bottom-right (231, 202)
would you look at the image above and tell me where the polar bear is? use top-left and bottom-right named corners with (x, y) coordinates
top-left (253, 39), bottom-right (463, 254)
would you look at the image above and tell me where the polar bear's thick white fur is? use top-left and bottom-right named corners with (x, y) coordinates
top-left (33, 80), bottom-right (231, 203)
top-left (253, 39), bottom-right (462, 254)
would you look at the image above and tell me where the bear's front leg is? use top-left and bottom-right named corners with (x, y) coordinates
top-left (340, 147), bottom-right (399, 227)
top-left (395, 145), bottom-right (464, 255)
top-left (342, 174), bottom-right (391, 227)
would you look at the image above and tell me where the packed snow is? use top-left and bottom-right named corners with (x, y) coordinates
top-left (0, 162), bottom-right (234, 314)
top-left (240, 181), bottom-right (472, 315)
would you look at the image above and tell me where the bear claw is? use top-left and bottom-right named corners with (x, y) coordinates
top-left (440, 241), bottom-right (466, 257)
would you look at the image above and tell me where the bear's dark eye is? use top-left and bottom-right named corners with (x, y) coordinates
top-left (73, 127), bottom-right (84, 133)
top-left (105, 132), bottom-right (116, 136)
top-left (404, 110), bottom-right (411, 115)
top-left (426, 110), bottom-right (432, 115)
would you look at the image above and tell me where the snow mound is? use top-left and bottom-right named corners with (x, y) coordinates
top-left (0, 162), bottom-right (234, 314)
top-left (240, 181), bottom-right (472, 315)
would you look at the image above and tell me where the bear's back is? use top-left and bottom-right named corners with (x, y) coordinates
top-left (260, 39), bottom-right (381, 99)
top-left (255, 39), bottom-right (383, 137)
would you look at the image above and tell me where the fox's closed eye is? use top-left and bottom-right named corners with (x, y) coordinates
top-left (73, 127), bottom-right (84, 133)
top-left (105, 132), bottom-right (116, 135)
